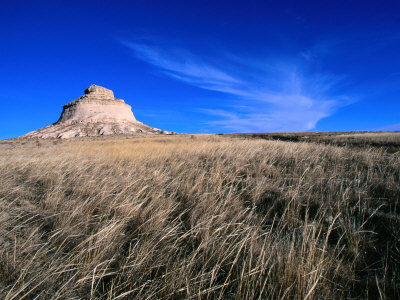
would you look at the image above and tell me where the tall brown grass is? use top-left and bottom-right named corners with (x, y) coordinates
top-left (230, 131), bottom-right (400, 153)
top-left (0, 135), bottom-right (399, 299)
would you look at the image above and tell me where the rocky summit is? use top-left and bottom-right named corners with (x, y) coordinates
top-left (22, 85), bottom-right (170, 139)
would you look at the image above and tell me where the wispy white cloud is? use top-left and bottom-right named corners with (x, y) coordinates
top-left (121, 41), bottom-right (240, 90)
top-left (121, 39), bottom-right (349, 132)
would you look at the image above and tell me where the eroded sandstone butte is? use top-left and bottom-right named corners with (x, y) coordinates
top-left (22, 85), bottom-right (170, 139)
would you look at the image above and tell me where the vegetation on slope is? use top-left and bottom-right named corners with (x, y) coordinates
top-left (0, 135), bottom-right (399, 299)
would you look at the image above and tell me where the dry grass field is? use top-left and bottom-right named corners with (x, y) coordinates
top-left (0, 133), bottom-right (399, 299)
top-left (229, 131), bottom-right (400, 153)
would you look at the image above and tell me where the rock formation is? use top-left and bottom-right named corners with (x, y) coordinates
top-left (22, 84), bottom-right (170, 139)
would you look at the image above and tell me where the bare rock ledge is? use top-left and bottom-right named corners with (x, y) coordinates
top-left (22, 84), bottom-right (171, 139)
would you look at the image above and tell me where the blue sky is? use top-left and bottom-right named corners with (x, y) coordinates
top-left (1, 0), bottom-right (399, 139)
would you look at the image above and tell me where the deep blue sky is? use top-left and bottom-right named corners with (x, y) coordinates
top-left (1, 0), bottom-right (399, 139)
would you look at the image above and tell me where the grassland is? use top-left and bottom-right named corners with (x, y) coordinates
top-left (0, 133), bottom-right (399, 299)
top-left (227, 131), bottom-right (400, 153)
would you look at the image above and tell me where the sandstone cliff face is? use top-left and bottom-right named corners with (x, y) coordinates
top-left (22, 85), bottom-right (170, 139)
top-left (57, 85), bottom-right (136, 123)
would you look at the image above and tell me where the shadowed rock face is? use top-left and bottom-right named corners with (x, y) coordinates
top-left (22, 85), bottom-right (169, 139)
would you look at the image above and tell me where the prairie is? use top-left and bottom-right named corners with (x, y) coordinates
top-left (0, 133), bottom-right (399, 299)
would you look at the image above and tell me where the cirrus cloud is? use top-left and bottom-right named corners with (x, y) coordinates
top-left (121, 39), bottom-right (350, 132)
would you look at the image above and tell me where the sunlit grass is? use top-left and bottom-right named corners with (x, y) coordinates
top-left (0, 135), bottom-right (399, 299)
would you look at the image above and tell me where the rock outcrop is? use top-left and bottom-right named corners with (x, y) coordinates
top-left (22, 84), bottom-right (170, 139)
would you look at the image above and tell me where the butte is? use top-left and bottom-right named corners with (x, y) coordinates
top-left (22, 84), bottom-right (170, 139)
